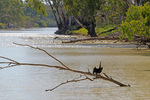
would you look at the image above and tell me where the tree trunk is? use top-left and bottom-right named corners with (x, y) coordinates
top-left (47, 0), bottom-right (61, 30)
top-left (73, 17), bottom-right (97, 37)
top-left (86, 18), bottom-right (97, 37)
top-left (128, 0), bottom-right (136, 5)
top-left (60, 5), bottom-right (68, 28)
top-left (52, 0), bottom-right (64, 29)
top-left (86, 23), bottom-right (97, 37)
top-left (139, 0), bottom-right (143, 5)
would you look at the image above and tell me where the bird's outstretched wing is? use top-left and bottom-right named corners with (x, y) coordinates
top-left (99, 61), bottom-right (102, 68)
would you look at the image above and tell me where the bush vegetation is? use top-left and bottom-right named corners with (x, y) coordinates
top-left (120, 2), bottom-right (150, 40)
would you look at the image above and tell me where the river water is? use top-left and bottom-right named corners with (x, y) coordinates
top-left (0, 28), bottom-right (150, 100)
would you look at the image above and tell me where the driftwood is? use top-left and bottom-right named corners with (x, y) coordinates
top-left (0, 43), bottom-right (130, 91)
top-left (62, 37), bottom-right (119, 43)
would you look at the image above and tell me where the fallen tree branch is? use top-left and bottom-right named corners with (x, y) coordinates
top-left (62, 37), bottom-right (119, 43)
top-left (0, 60), bottom-right (130, 87)
top-left (0, 43), bottom-right (130, 91)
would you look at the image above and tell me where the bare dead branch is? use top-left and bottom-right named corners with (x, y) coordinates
top-left (0, 64), bottom-right (17, 69)
top-left (0, 56), bottom-right (19, 64)
top-left (45, 75), bottom-right (92, 91)
top-left (84, 75), bottom-right (94, 81)
top-left (0, 59), bottom-right (130, 87)
top-left (0, 43), bottom-right (130, 90)
top-left (103, 73), bottom-right (110, 78)
top-left (62, 37), bottom-right (119, 43)
top-left (13, 42), bottom-right (70, 69)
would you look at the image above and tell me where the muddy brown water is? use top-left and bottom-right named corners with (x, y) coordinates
top-left (0, 28), bottom-right (150, 100)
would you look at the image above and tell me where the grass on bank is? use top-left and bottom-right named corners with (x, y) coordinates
top-left (69, 25), bottom-right (118, 36)
top-left (68, 28), bottom-right (88, 35)
top-left (96, 25), bottom-right (118, 36)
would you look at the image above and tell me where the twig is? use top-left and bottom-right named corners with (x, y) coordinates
top-left (84, 75), bottom-right (94, 81)
top-left (0, 56), bottom-right (19, 64)
top-left (88, 69), bottom-right (91, 73)
top-left (103, 73), bottom-right (110, 78)
top-left (0, 64), bottom-right (17, 69)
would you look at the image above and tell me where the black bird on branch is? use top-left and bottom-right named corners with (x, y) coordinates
top-left (93, 62), bottom-right (103, 75)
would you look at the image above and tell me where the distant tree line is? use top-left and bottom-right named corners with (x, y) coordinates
top-left (0, 0), bottom-right (56, 29)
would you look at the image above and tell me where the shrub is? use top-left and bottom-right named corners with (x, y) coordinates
top-left (120, 2), bottom-right (150, 40)
top-left (71, 28), bottom-right (88, 35)
top-left (0, 23), bottom-right (5, 29)
top-left (38, 21), bottom-right (47, 27)
top-left (34, 23), bottom-right (39, 27)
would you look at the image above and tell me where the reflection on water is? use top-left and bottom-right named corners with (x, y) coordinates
top-left (0, 28), bottom-right (150, 100)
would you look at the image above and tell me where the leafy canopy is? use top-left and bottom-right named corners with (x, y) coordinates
top-left (25, 0), bottom-right (47, 16)
top-left (120, 2), bottom-right (150, 40)
top-left (63, 0), bottom-right (105, 21)
top-left (100, 0), bottom-right (127, 25)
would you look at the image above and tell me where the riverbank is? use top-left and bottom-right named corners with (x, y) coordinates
top-left (56, 31), bottom-right (150, 48)
top-left (0, 27), bottom-right (149, 49)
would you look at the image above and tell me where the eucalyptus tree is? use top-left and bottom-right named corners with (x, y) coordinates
top-left (25, 0), bottom-right (133, 37)
top-left (46, 0), bottom-right (69, 30)
top-left (26, 0), bottom-right (106, 37)
top-left (63, 0), bottom-right (106, 37)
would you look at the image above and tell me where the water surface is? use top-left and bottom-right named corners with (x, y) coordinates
top-left (0, 28), bottom-right (150, 100)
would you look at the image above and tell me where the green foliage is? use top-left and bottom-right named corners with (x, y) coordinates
top-left (0, 23), bottom-right (5, 29)
top-left (25, 0), bottom-right (47, 16)
top-left (24, 5), bottom-right (56, 27)
top-left (0, 0), bottom-right (24, 27)
top-left (34, 23), bottom-right (39, 27)
top-left (121, 2), bottom-right (150, 40)
top-left (38, 20), bottom-right (47, 27)
top-left (96, 25), bottom-right (118, 36)
top-left (96, 0), bottom-right (128, 26)
top-left (63, 0), bottom-right (105, 21)
top-left (70, 28), bottom-right (88, 35)
top-left (0, 0), bottom-right (56, 28)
